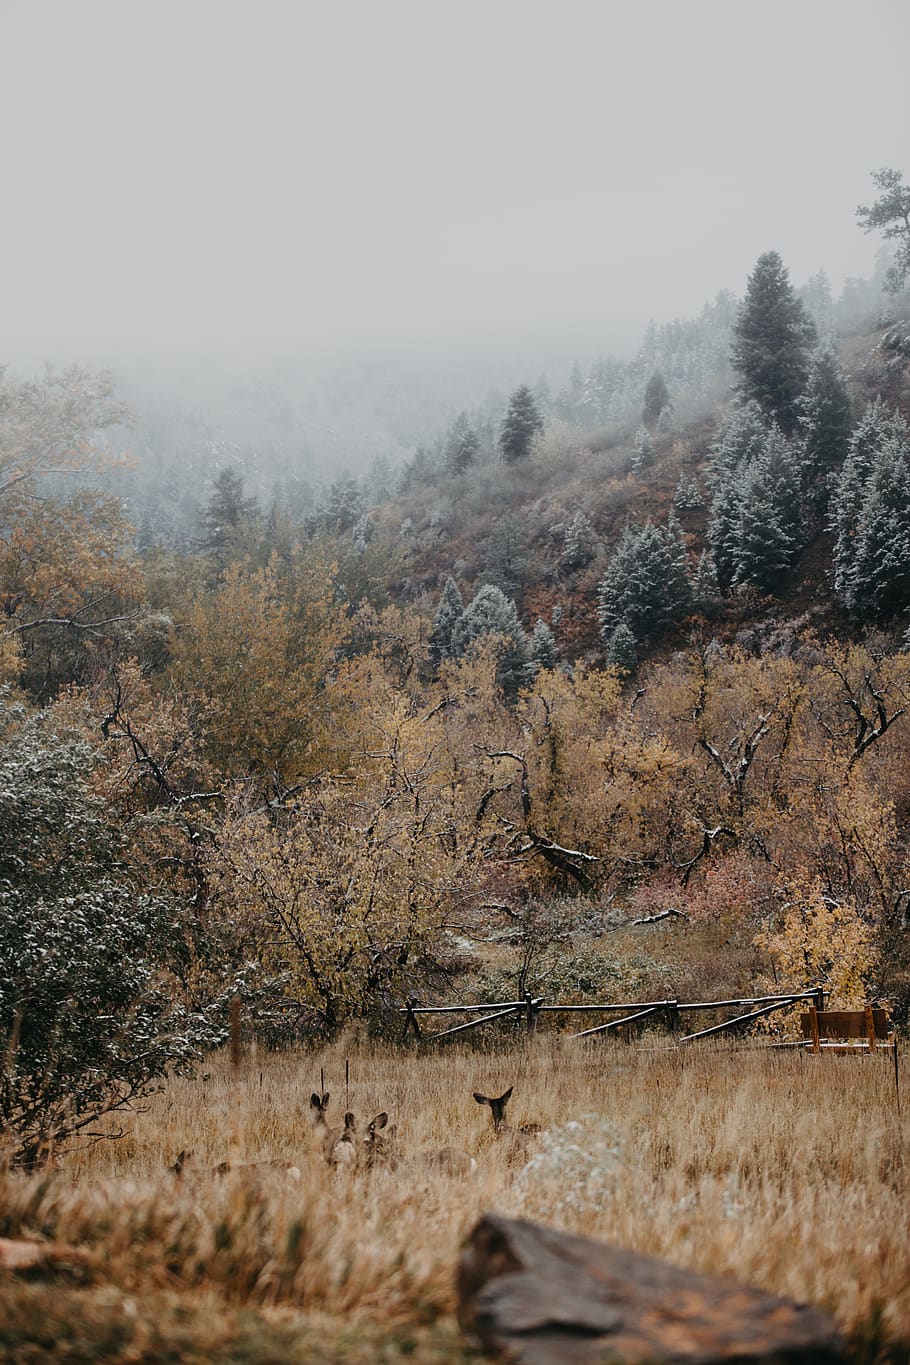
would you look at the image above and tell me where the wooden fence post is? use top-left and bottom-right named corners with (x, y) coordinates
top-left (402, 997), bottom-right (422, 1041)
top-left (230, 995), bottom-right (242, 1073)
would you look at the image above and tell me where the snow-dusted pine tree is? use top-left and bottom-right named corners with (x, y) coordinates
top-left (706, 473), bottom-right (742, 594)
top-left (451, 584), bottom-right (530, 692)
top-left (673, 472), bottom-right (703, 511)
top-left (831, 403), bottom-right (910, 619)
top-left (597, 520), bottom-right (691, 644)
top-left (445, 412), bottom-right (480, 475)
top-left (527, 618), bottom-right (559, 674)
top-left (499, 386), bottom-right (543, 463)
top-left (632, 425), bottom-right (654, 472)
top-left (841, 443), bottom-right (910, 620)
top-left (605, 621), bottom-right (637, 674)
top-left (731, 251), bottom-right (816, 434)
top-left (693, 549), bottom-right (721, 604)
top-left (561, 510), bottom-right (596, 571)
top-left (428, 576), bottom-right (464, 666)
top-left (706, 401), bottom-right (770, 592)
top-left (831, 400), bottom-right (909, 607)
top-left (856, 167), bottom-right (910, 295)
top-left (732, 428), bottom-right (802, 592)
top-left (199, 467), bottom-right (258, 560)
top-left (708, 401), bottom-right (769, 477)
top-left (797, 339), bottom-right (852, 509)
top-left (642, 370), bottom-right (670, 427)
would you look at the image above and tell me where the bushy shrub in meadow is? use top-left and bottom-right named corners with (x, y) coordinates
top-left (0, 694), bottom-right (220, 1166)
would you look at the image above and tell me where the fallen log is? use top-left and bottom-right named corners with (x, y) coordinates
top-left (458, 1213), bottom-right (844, 1364)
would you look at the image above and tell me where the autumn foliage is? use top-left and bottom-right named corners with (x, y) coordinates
top-left (4, 356), bottom-right (910, 1152)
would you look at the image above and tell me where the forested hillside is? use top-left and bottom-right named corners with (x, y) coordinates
top-left (4, 171), bottom-right (910, 1164)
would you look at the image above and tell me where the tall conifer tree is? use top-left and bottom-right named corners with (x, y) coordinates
top-left (597, 520), bottom-right (691, 644)
top-left (499, 386), bottom-right (543, 463)
top-left (731, 251), bottom-right (816, 434)
top-left (732, 428), bottom-right (802, 591)
top-left (798, 339), bottom-right (852, 509)
top-left (428, 576), bottom-right (464, 666)
top-left (832, 402), bottom-right (910, 618)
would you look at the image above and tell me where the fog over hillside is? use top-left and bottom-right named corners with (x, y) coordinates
top-left (4, 2), bottom-right (906, 378)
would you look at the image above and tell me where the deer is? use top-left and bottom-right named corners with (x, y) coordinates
top-left (323, 1109), bottom-right (360, 1167)
top-left (311, 1090), bottom-right (358, 1166)
top-left (309, 1090), bottom-right (331, 1144)
top-left (473, 1085), bottom-right (541, 1161)
top-left (169, 1148), bottom-right (195, 1178)
top-left (362, 1111), bottom-right (398, 1169)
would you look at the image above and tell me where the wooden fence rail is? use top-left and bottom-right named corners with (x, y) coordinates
top-left (400, 987), bottom-right (825, 1045)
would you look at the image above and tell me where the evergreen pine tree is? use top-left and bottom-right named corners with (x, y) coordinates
top-left (451, 584), bottom-right (530, 692)
top-left (604, 621), bottom-right (637, 674)
top-left (731, 251), bottom-right (817, 434)
top-left (199, 467), bottom-right (257, 559)
top-left (666, 514), bottom-right (692, 614)
top-left (367, 454), bottom-right (394, 502)
top-left (856, 167), bottom-right (910, 294)
top-left (481, 513), bottom-right (528, 602)
top-left (706, 401), bottom-right (769, 592)
top-left (673, 473), bottom-right (703, 511)
top-left (397, 445), bottom-right (440, 492)
top-left (797, 339), bottom-right (852, 509)
top-left (831, 400), bottom-right (908, 604)
top-left (351, 513), bottom-right (374, 553)
top-left (632, 425), bottom-right (654, 472)
top-left (693, 549), bottom-right (721, 604)
top-left (732, 428), bottom-right (803, 592)
top-left (642, 370), bottom-right (670, 427)
top-left (561, 510), bottom-right (596, 571)
top-left (706, 474), bottom-right (742, 593)
top-left (499, 386), bottom-right (543, 463)
top-left (428, 577), bottom-right (464, 666)
top-left (843, 441), bottom-right (910, 620)
top-left (325, 476), bottom-right (365, 532)
top-left (832, 403), bottom-right (910, 619)
top-left (444, 412), bottom-right (480, 474)
top-left (527, 618), bottom-right (559, 673)
top-left (597, 520), bottom-right (691, 644)
top-left (708, 401), bottom-right (769, 478)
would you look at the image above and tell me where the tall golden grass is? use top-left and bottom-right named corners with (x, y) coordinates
top-left (1, 1038), bottom-right (906, 1361)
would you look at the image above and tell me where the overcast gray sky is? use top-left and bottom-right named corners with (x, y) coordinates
top-left (2, 0), bottom-right (908, 369)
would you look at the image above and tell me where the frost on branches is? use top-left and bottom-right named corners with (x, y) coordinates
top-left (0, 695), bottom-right (219, 1166)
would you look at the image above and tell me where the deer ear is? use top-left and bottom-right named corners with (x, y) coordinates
top-left (322, 1092), bottom-right (330, 1107)
top-left (473, 1092), bottom-right (490, 1106)
top-left (499, 1086), bottom-right (514, 1105)
top-left (371, 1112), bottom-right (388, 1130)
top-left (344, 1112), bottom-right (356, 1129)
top-left (310, 1093), bottom-right (321, 1108)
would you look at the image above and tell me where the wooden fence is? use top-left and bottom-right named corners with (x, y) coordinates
top-left (400, 987), bottom-right (826, 1045)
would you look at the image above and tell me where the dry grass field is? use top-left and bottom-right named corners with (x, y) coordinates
top-left (0, 1037), bottom-right (907, 1363)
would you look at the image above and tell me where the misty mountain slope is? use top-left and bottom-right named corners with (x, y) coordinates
top-left (346, 320), bottom-right (910, 667)
top-left (100, 353), bottom-right (504, 550)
